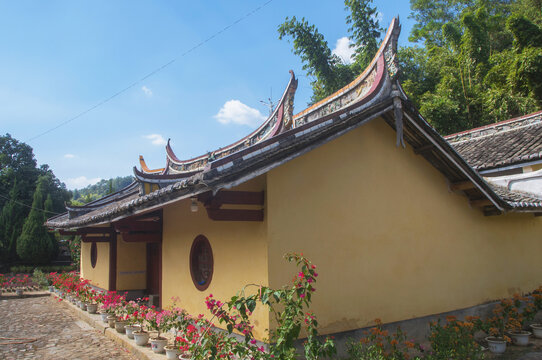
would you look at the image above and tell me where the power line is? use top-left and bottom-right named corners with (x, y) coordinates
top-left (0, 193), bottom-right (61, 215)
top-left (26, 0), bottom-right (275, 143)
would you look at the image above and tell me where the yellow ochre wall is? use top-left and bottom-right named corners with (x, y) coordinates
top-left (116, 235), bottom-right (147, 291)
top-left (266, 117), bottom-right (542, 336)
top-left (161, 175), bottom-right (269, 339)
top-left (81, 240), bottom-right (110, 290)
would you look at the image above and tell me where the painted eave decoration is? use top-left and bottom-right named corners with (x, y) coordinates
top-left (45, 17), bottom-right (542, 230)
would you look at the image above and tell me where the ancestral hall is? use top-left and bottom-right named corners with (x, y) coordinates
top-left (47, 18), bottom-right (542, 341)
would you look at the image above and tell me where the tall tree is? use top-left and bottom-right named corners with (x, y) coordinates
top-left (278, 0), bottom-right (381, 103)
top-left (401, 0), bottom-right (541, 134)
top-left (345, 0), bottom-right (383, 72)
top-left (0, 179), bottom-right (26, 262)
top-left (16, 176), bottom-right (56, 264)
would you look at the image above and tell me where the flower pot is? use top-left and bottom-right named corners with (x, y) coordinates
top-left (125, 325), bottom-right (141, 339)
top-left (164, 345), bottom-right (180, 359)
top-left (179, 352), bottom-right (192, 360)
top-left (150, 337), bottom-right (168, 354)
top-left (510, 331), bottom-right (531, 346)
top-left (86, 303), bottom-right (98, 314)
top-left (115, 320), bottom-right (127, 334)
top-left (530, 324), bottom-right (542, 339)
top-left (100, 312), bottom-right (108, 323)
top-left (486, 336), bottom-right (507, 354)
top-left (15, 289), bottom-right (23, 296)
top-left (133, 331), bottom-right (150, 346)
top-left (107, 315), bottom-right (116, 328)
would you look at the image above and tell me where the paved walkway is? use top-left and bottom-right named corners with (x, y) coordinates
top-left (0, 295), bottom-right (137, 360)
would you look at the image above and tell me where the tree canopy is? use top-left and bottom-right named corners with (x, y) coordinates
top-left (279, 0), bottom-right (541, 135)
top-left (0, 134), bottom-right (70, 264)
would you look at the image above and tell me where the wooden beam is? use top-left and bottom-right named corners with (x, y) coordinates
top-left (120, 232), bottom-right (162, 243)
top-left (198, 190), bottom-right (265, 207)
top-left (215, 191), bottom-right (265, 205)
top-left (205, 208), bottom-right (264, 222)
top-left (450, 181), bottom-right (476, 191)
top-left (470, 198), bottom-right (493, 207)
top-left (414, 143), bottom-right (434, 155)
top-left (82, 234), bottom-right (111, 243)
top-left (60, 227), bottom-right (113, 236)
top-left (109, 233), bottom-right (117, 291)
top-left (114, 219), bottom-right (161, 233)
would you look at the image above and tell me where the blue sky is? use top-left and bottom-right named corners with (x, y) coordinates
top-left (1, 1), bottom-right (414, 189)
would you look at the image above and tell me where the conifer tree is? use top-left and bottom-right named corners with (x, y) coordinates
top-left (16, 176), bottom-right (55, 264)
top-left (0, 179), bottom-right (26, 262)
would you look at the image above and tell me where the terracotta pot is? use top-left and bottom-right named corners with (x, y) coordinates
top-left (509, 331), bottom-right (531, 346)
top-left (133, 331), bottom-right (150, 346)
top-left (530, 324), bottom-right (542, 339)
top-left (486, 336), bottom-right (507, 354)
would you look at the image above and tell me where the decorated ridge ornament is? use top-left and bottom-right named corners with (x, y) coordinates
top-left (190, 235), bottom-right (213, 291)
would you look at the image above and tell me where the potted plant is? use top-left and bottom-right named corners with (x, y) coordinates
top-left (147, 309), bottom-right (169, 353)
top-left (164, 308), bottom-right (190, 359)
top-left (483, 301), bottom-right (511, 353)
top-left (133, 304), bottom-right (151, 346)
top-left (506, 294), bottom-right (537, 345)
top-left (123, 301), bottom-right (143, 339)
top-left (529, 287), bottom-right (542, 338)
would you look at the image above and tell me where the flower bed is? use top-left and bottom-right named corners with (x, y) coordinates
top-left (46, 258), bottom-right (542, 359)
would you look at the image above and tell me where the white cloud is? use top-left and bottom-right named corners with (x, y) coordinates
top-left (141, 85), bottom-right (153, 97)
top-left (64, 153), bottom-right (75, 159)
top-left (214, 100), bottom-right (266, 127)
top-left (332, 37), bottom-right (356, 65)
top-left (65, 176), bottom-right (102, 190)
top-left (143, 134), bottom-right (167, 146)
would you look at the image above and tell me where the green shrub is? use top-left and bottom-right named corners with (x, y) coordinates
top-left (32, 269), bottom-right (49, 288)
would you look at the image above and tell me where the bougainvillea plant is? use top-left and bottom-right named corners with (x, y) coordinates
top-left (202, 253), bottom-right (336, 360)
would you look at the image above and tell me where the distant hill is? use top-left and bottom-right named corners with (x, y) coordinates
top-left (70, 176), bottom-right (133, 205)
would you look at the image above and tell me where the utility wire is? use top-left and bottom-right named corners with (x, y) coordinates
top-left (0, 193), bottom-right (61, 215)
top-left (26, 0), bottom-right (275, 143)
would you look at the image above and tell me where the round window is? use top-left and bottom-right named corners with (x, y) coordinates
top-left (90, 242), bottom-right (97, 268)
top-left (189, 235), bottom-right (213, 291)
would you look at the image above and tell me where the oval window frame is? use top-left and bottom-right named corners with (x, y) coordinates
top-left (189, 235), bottom-right (213, 291)
top-left (90, 241), bottom-right (98, 269)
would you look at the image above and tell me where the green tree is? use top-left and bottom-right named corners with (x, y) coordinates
top-left (278, 0), bottom-right (381, 103)
top-left (0, 179), bottom-right (26, 262)
top-left (346, 0), bottom-right (383, 72)
top-left (16, 176), bottom-right (56, 264)
top-left (401, 0), bottom-right (541, 134)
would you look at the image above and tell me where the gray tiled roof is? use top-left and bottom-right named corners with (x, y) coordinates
top-left (488, 183), bottom-right (542, 210)
top-left (446, 111), bottom-right (542, 171)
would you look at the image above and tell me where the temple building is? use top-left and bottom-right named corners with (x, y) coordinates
top-left (46, 18), bottom-right (542, 342)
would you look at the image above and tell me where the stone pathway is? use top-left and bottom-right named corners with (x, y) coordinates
top-left (0, 295), bottom-right (137, 360)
